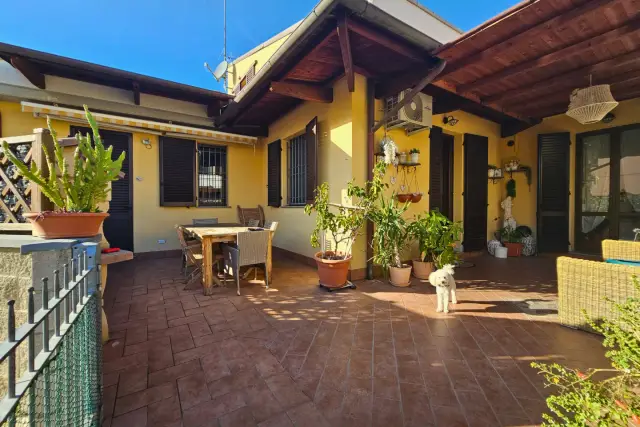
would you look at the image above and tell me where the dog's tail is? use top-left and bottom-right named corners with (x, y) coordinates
top-left (441, 264), bottom-right (455, 276)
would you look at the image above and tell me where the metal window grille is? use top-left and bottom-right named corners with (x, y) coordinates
top-left (0, 243), bottom-right (102, 426)
top-left (198, 144), bottom-right (227, 207)
top-left (287, 135), bottom-right (307, 206)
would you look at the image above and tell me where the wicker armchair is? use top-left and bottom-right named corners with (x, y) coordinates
top-left (557, 240), bottom-right (640, 332)
top-left (222, 230), bottom-right (270, 295)
top-left (237, 205), bottom-right (265, 227)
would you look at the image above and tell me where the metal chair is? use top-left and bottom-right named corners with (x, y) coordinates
top-left (237, 205), bottom-right (265, 227)
top-left (193, 218), bottom-right (219, 226)
top-left (175, 225), bottom-right (203, 286)
top-left (222, 230), bottom-right (270, 295)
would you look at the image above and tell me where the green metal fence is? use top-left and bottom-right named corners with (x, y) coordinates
top-left (0, 243), bottom-right (102, 427)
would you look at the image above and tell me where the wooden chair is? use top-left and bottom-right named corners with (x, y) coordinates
top-left (237, 205), bottom-right (265, 227)
top-left (193, 218), bottom-right (219, 226)
top-left (222, 230), bottom-right (270, 295)
top-left (175, 225), bottom-right (203, 286)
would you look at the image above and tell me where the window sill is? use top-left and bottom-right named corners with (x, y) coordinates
top-left (281, 205), bottom-right (306, 209)
top-left (197, 205), bottom-right (232, 209)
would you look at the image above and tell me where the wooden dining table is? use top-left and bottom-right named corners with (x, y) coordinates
top-left (183, 224), bottom-right (273, 295)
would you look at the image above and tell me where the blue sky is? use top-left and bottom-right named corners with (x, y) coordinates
top-left (0, 0), bottom-right (519, 92)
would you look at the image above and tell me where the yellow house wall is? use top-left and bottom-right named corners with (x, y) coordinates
top-left (373, 107), bottom-right (503, 257)
top-left (228, 35), bottom-right (291, 93)
top-left (0, 100), bottom-right (264, 253)
top-left (500, 97), bottom-right (640, 250)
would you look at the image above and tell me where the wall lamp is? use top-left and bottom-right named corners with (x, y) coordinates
top-left (141, 138), bottom-right (152, 149)
top-left (443, 115), bottom-right (459, 126)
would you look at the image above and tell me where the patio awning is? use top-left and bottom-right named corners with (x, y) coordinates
top-left (21, 102), bottom-right (258, 145)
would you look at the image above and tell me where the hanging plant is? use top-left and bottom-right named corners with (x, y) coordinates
top-left (506, 179), bottom-right (516, 198)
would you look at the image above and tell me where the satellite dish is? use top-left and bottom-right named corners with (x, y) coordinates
top-left (205, 60), bottom-right (228, 82)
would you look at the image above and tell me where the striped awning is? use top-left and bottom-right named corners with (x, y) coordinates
top-left (21, 102), bottom-right (257, 145)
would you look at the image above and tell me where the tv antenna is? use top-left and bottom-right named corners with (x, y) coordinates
top-left (205, 0), bottom-right (233, 89)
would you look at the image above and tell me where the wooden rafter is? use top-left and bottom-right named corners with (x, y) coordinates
top-left (346, 17), bottom-right (426, 62)
top-left (337, 11), bottom-right (354, 93)
top-left (485, 50), bottom-right (640, 104)
top-left (270, 81), bottom-right (333, 103)
top-left (207, 102), bottom-right (220, 118)
top-left (460, 17), bottom-right (640, 93)
top-left (439, 0), bottom-right (619, 78)
top-left (132, 82), bottom-right (141, 105)
top-left (282, 30), bottom-right (337, 81)
top-left (375, 63), bottom-right (437, 99)
top-left (372, 59), bottom-right (446, 133)
top-left (10, 56), bottom-right (45, 89)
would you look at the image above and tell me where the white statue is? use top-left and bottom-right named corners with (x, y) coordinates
top-left (501, 196), bottom-right (517, 230)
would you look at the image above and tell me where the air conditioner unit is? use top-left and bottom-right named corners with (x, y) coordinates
top-left (385, 90), bottom-right (433, 133)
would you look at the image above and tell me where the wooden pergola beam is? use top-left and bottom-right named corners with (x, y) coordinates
top-left (486, 50), bottom-right (640, 105)
top-left (372, 59), bottom-right (446, 133)
top-left (375, 63), bottom-right (437, 99)
top-left (440, 0), bottom-right (617, 78)
top-left (10, 57), bottom-right (45, 89)
top-left (270, 81), bottom-right (333, 103)
top-left (461, 18), bottom-right (640, 94)
top-left (132, 82), bottom-right (140, 105)
top-left (346, 17), bottom-right (426, 62)
top-left (337, 12), bottom-right (354, 93)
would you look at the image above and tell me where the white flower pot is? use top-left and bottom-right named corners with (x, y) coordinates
top-left (410, 153), bottom-right (419, 163)
top-left (398, 153), bottom-right (407, 164)
top-left (494, 246), bottom-right (508, 259)
top-left (488, 169), bottom-right (495, 178)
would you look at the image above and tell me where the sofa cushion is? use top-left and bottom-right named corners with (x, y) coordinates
top-left (605, 259), bottom-right (640, 267)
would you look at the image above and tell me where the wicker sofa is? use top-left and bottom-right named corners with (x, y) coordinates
top-left (557, 240), bottom-right (640, 332)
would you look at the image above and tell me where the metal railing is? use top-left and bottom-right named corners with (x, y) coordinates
top-left (0, 243), bottom-right (102, 426)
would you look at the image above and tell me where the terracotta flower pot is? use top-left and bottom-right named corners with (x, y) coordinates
top-left (396, 194), bottom-right (412, 203)
top-left (25, 212), bottom-right (109, 239)
top-left (411, 193), bottom-right (422, 203)
top-left (389, 264), bottom-right (412, 287)
top-left (412, 260), bottom-right (433, 279)
top-left (314, 251), bottom-right (352, 288)
top-left (504, 242), bottom-right (523, 257)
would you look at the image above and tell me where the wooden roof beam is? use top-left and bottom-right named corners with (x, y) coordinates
top-left (346, 17), bottom-right (427, 63)
top-left (440, 0), bottom-right (617, 78)
top-left (10, 56), bottom-right (45, 89)
top-left (132, 82), bottom-right (141, 105)
top-left (270, 81), bottom-right (333, 103)
top-left (461, 17), bottom-right (640, 94)
top-left (375, 63), bottom-right (437, 99)
top-left (485, 50), bottom-right (640, 105)
top-left (337, 11), bottom-right (354, 92)
top-left (432, 79), bottom-right (531, 122)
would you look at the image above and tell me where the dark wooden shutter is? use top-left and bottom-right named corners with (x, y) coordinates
top-left (463, 134), bottom-right (489, 252)
top-left (429, 126), bottom-right (444, 212)
top-left (305, 116), bottom-right (318, 204)
top-left (159, 137), bottom-right (196, 207)
top-left (537, 132), bottom-right (570, 253)
top-left (267, 140), bottom-right (282, 207)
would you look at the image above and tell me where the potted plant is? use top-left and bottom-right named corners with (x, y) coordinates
top-left (305, 161), bottom-right (386, 288)
top-left (408, 210), bottom-right (462, 279)
top-left (398, 152), bottom-right (408, 164)
top-left (409, 148), bottom-right (420, 163)
top-left (1, 106), bottom-right (125, 239)
top-left (488, 164), bottom-right (497, 178)
top-left (369, 194), bottom-right (412, 286)
top-left (500, 225), bottom-right (523, 257)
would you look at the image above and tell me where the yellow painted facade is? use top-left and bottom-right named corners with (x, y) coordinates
top-left (0, 101), bottom-right (264, 253)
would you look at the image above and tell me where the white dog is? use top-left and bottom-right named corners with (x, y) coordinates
top-left (428, 264), bottom-right (457, 313)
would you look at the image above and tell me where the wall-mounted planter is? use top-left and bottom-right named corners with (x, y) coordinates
top-left (396, 194), bottom-right (412, 203)
top-left (25, 212), bottom-right (109, 239)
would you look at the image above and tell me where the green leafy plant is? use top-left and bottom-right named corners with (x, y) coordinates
top-left (532, 276), bottom-right (640, 426)
top-left (409, 148), bottom-right (420, 154)
top-left (407, 210), bottom-right (462, 268)
top-left (498, 225), bottom-right (522, 244)
top-left (506, 178), bottom-right (517, 198)
top-left (305, 160), bottom-right (387, 259)
top-left (1, 105), bottom-right (125, 212)
top-left (488, 164), bottom-right (498, 169)
top-left (368, 194), bottom-right (411, 273)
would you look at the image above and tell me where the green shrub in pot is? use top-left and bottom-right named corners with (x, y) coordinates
top-left (408, 210), bottom-right (462, 279)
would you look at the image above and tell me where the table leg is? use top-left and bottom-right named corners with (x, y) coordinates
top-left (267, 232), bottom-right (273, 280)
top-left (202, 236), bottom-right (214, 295)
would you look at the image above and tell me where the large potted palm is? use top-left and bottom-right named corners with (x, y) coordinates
top-left (369, 194), bottom-right (412, 286)
top-left (408, 211), bottom-right (462, 279)
top-left (305, 161), bottom-right (386, 288)
top-left (1, 105), bottom-right (125, 238)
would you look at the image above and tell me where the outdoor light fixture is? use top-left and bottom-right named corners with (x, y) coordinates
top-left (141, 138), bottom-right (152, 149)
top-left (443, 115), bottom-right (458, 126)
top-left (602, 112), bottom-right (616, 123)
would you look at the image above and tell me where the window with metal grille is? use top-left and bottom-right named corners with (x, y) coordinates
top-left (198, 144), bottom-right (227, 206)
top-left (287, 135), bottom-right (307, 206)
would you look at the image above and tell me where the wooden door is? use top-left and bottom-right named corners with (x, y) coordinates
top-left (463, 134), bottom-right (488, 251)
top-left (429, 127), bottom-right (454, 220)
top-left (71, 127), bottom-right (134, 251)
top-left (537, 133), bottom-right (570, 253)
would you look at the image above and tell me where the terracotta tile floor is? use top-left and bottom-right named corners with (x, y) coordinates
top-left (101, 254), bottom-right (608, 427)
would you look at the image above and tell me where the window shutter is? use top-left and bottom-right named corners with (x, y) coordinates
top-left (267, 140), bottom-right (282, 207)
top-left (159, 137), bottom-right (196, 207)
top-left (429, 126), bottom-right (444, 213)
top-left (305, 116), bottom-right (318, 204)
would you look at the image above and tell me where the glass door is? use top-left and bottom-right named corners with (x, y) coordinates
top-left (576, 124), bottom-right (640, 253)
top-left (619, 128), bottom-right (640, 240)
